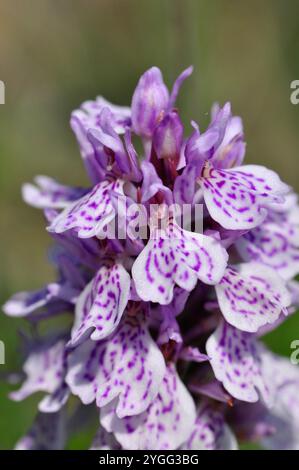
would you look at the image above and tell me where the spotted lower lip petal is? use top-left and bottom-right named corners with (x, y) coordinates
top-left (47, 179), bottom-right (124, 238)
top-left (70, 263), bottom-right (130, 346)
top-left (200, 163), bottom-right (290, 230)
top-left (206, 320), bottom-right (270, 403)
top-left (215, 263), bottom-right (291, 332)
top-left (66, 313), bottom-right (166, 419)
top-left (132, 218), bottom-right (228, 305)
top-left (100, 365), bottom-right (196, 450)
top-left (182, 401), bottom-right (238, 450)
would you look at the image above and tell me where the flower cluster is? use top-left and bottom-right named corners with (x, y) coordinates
top-left (4, 66), bottom-right (299, 450)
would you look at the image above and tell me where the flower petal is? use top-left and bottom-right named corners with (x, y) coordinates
top-left (260, 350), bottom-right (299, 450)
top-left (10, 338), bottom-right (67, 408)
top-left (100, 365), bottom-right (196, 450)
top-left (131, 67), bottom-right (169, 138)
top-left (228, 350), bottom-right (299, 448)
top-left (22, 176), bottom-right (87, 209)
top-left (236, 223), bottom-right (299, 281)
top-left (70, 263), bottom-right (130, 346)
top-left (140, 161), bottom-right (173, 204)
top-left (173, 162), bottom-right (199, 205)
top-left (168, 66), bottom-right (193, 109)
top-left (216, 263), bottom-right (291, 332)
top-left (179, 346), bottom-right (209, 363)
top-left (201, 163), bottom-right (289, 230)
top-left (3, 286), bottom-right (57, 317)
top-left (38, 383), bottom-right (70, 413)
top-left (206, 321), bottom-right (270, 402)
top-left (132, 220), bottom-right (228, 305)
top-left (211, 106), bottom-right (245, 169)
top-left (185, 103), bottom-right (231, 165)
top-left (87, 107), bottom-right (141, 179)
top-left (183, 403), bottom-right (238, 450)
top-left (71, 97), bottom-right (131, 183)
top-left (66, 314), bottom-right (166, 418)
top-left (48, 179), bottom-right (124, 238)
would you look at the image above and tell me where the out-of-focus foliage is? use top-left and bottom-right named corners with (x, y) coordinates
top-left (0, 0), bottom-right (298, 449)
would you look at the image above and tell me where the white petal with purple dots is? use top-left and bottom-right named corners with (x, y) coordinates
top-left (48, 179), bottom-right (124, 238)
top-left (206, 321), bottom-right (270, 402)
top-left (260, 349), bottom-right (299, 450)
top-left (66, 314), bottom-right (166, 418)
top-left (100, 365), bottom-right (196, 450)
top-left (22, 175), bottom-right (87, 209)
top-left (70, 263), bottom-right (130, 346)
top-left (236, 223), bottom-right (299, 281)
top-left (200, 163), bottom-right (289, 230)
top-left (10, 338), bottom-right (68, 412)
top-left (132, 220), bottom-right (228, 305)
top-left (215, 263), bottom-right (291, 332)
top-left (182, 402), bottom-right (238, 450)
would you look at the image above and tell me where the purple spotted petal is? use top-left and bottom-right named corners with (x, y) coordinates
top-left (48, 179), bottom-right (124, 238)
top-left (3, 258), bottom-right (82, 318)
top-left (266, 194), bottom-right (299, 243)
top-left (201, 163), bottom-right (290, 230)
top-left (236, 223), bottom-right (299, 281)
top-left (260, 347), bottom-right (299, 402)
top-left (10, 338), bottom-right (67, 412)
top-left (100, 365), bottom-right (196, 450)
top-left (206, 321), bottom-right (270, 403)
top-left (182, 403), bottom-right (238, 450)
top-left (259, 350), bottom-right (299, 449)
top-left (70, 263), bottom-right (130, 346)
top-left (90, 427), bottom-right (121, 450)
top-left (15, 411), bottom-right (67, 450)
top-left (215, 263), bottom-right (291, 332)
top-left (66, 314), bottom-right (166, 418)
top-left (132, 220), bottom-right (228, 304)
top-left (22, 176), bottom-right (88, 209)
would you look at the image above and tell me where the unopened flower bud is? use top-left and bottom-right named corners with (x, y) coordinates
top-left (131, 67), bottom-right (169, 138)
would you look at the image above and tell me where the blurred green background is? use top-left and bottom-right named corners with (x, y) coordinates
top-left (0, 0), bottom-right (299, 449)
